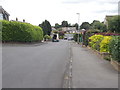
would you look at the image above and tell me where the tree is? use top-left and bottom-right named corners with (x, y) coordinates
top-left (80, 22), bottom-right (91, 30)
top-left (91, 20), bottom-right (107, 32)
top-left (54, 23), bottom-right (61, 29)
top-left (61, 21), bottom-right (69, 27)
top-left (73, 23), bottom-right (78, 30)
top-left (39, 20), bottom-right (52, 36)
top-left (108, 15), bottom-right (120, 33)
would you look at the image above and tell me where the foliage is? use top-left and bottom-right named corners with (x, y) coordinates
top-left (0, 21), bottom-right (2, 41)
top-left (89, 35), bottom-right (104, 50)
top-left (91, 20), bottom-right (107, 32)
top-left (39, 20), bottom-right (52, 36)
top-left (73, 23), bottom-right (78, 30)
top-left (2, 20), bottom-right (43, 42)
top-left (59, 36), bottom-right (64, 39)
top-left (109, 36), bottom-right (120, 62)
top-left (107, 15), bottom-right (120, 33)
top-left (44, 35), bottom-right (51, 40)
top-left (52, 30), bottom-right (59, 34)
top-left (59, 31), bottom-right (65, 37)
top-left (61, 21), bottom-right (69, 27)
top-left (73, 33), bottom-right (81, 42)
top-left (96, 33), bottom-right (120, 36)
top-left (54, 23), bottom-right (61, 29)
top-left (80, 22), bottom-right (91, 30)
top-left (87, 29), bottom-right (101, 34)
top-left (100, 36), bottom-right (112, 52)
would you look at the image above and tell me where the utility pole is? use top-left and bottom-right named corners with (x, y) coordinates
top-left (76, 13), bottom-right (80, 44)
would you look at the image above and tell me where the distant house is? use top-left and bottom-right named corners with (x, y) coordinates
top-left (62, 27), bottom-right (77, 33)
top-left (0, 6), bottom-right (10, 20)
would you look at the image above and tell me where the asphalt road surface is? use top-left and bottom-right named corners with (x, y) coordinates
top-left (2, 40), bottom-right (119, 88)
top-left (2, 40), bottom-right (70, 88)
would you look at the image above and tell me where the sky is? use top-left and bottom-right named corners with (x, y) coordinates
top-left (0, 0), bottom-right (119, 26)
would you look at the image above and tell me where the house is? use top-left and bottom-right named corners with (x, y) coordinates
top-left (0, 6), bottom-right (10, 20)
top-left (62, 27), bottom-right (77, 33)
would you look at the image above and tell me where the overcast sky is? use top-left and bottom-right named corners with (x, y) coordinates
top-left (0, 0), bottom-right (119, 26)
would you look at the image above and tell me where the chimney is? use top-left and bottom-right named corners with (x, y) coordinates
top-left (23, 19), bottom-right (25, 22)
top-left (16, 17), bottom-right (18, 21)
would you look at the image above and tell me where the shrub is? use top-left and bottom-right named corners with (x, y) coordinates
top-left (44, 35), bottom-right (51, 40)
top-left (1, 20), bottom-right (43, 42)
top-left (109, 36), bottom-right (120, 62)
top-left (89, 35), bottom-right (104, 50)
top-left (82, 30), bottom-right (101, 46)
top-left (100, 36), bottom-right (112, 52)
top-left (73, 33), bottom-right (81, 42)
top-left (59, 36), bottom-right (64, 39)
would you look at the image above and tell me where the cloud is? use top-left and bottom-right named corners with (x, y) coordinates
top-left (94, 10), bottom-right (118, 13)
top-left (62, 0), bottom-right (94, 4)
top-left (0, 0), bottom-right (119, 25)
top-left (62, 0), bottom-right (119, 4)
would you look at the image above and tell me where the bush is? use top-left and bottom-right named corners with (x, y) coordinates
top-left (73, 33), bottom-right (81, 42)
top-left (109, 36), bottom-right (120, 62)
top-left (82, 30), bottom-right (101, 46)
top-left (59, 36), bottom-right (64, 39)
top-left (44, 35), bottom-right (51, 40)
top-left (100, 36), bottom-right (112, 52)
top-left (1, 20), bottom-right (43, 42)
top-left (89, 35), bottom-right (104, 50)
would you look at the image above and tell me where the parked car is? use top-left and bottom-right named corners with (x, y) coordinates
top-left (52, 34), bottom-right (59, 42)
top-left (68, 37), bottom-right (74, 40)
top-left (64, 37), bottom-right (67, 40)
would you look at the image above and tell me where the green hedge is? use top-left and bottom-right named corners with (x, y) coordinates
top-left (1, 20), bottom-right (43, 42)
top-left (109, 36), bottom-right (120, 62)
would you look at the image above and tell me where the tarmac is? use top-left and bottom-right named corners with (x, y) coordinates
top-left (71, 43), bottom-right (118, 88)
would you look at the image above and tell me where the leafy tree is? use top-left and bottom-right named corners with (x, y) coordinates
top-left (91, 20), bottom-right (107, 32)
top-left (80, 22), bottom-right (91, 30)
top-left (55, 23), bottom-right (61, 29)
top-left (108, 15), bottom-right (120, 33)
top-left (39, 20), bottom-right (52, 36)
top-left (61, 21), bottom-right (69, 27)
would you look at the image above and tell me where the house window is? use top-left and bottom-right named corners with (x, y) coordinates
top-left (0, 14), bottom-right (3, 20)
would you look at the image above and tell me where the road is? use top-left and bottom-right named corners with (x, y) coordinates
top-left (2, 40), bottom-right (118, 88)
top-left (2, 40), bottom-right (70, 88)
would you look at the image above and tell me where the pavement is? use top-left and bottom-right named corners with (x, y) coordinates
top-left (71, 42), bottom-right (119, 88)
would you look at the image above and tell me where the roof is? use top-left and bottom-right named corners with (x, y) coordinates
top-left (0, 6), bottom-right (10, 16)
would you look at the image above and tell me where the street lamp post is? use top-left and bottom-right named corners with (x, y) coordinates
top-left (76, 13), bottom-right (80, 44)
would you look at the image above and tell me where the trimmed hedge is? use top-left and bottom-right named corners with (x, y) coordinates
top-left (1, 20), bottom-right (43, 42)
top-left (109, 36), bottom-right (120, 62)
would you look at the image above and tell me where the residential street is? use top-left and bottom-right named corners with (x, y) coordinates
top-left (2, 40), bottom-right (119, 88)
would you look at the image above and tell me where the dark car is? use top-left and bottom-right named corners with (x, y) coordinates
top-left (52, 34), bottom-right (59, 42)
